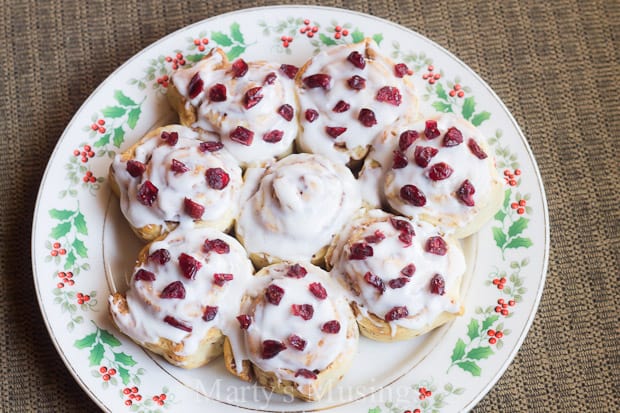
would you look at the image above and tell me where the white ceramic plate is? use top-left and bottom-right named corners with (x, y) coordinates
top-left (32, 6), bottom-right (548, 413)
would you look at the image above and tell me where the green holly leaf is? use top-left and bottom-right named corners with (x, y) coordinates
top-left (185, 53), bottom-right (205, 63)
top-left (89, 343), bottom-right (105, 366)
top-left (471, 111), bottom-right (491, 126)
top-left (73, 212), bottom-right (87, 235)
top-left (481, 314), bottom-right (499, 331)
top-left (50, 222), bottom-right (71, 239)
top-left (102, 106), bottom-right (126, 118)
top-left (65, 250), bottom-right (76, 270)
top-left (494, 209), bottom-right (506, 222)
top-left (93, 133), bottom-right (110, 147)
top-left (118, 366), bottom-right (130, 385)
top-left (226, 46), bottom-right (245, 60)
top-left (127, 108), bottom-right (141, 130)
top-left (436, 83), bottom-right (448, 100)
top-left (98, 329), bottom-right (121, 347)
top-left (451, 338), bottom-right (466, 362)
top-left (432, 101), bottom-right (452, 112)
top-left (467, 318), bottom-right (480, 340)
top-left (503, 188), bottom-right (512, 209)
top-left (368, 407), bottom-right (381, 413)
top-left (506, 237), bottom-right (533, 249)
top-left (508, 217), bottom-right (529, 238)
top-left (457, 360), bottom-right (481, 376)
top-left (113, 127), bottom-right (125, 148)
top-left (461, 96), bottom-right (475, 120)
top-left (230, 22), bottom-right (244, 44)
top-left (351, 28), bottom-right (364, 43)
top-left (211, 31), bottom-right (232, 46)
top-left (466, 346), bottom-right (494, 360)
top-left (49, 209), bottom-right (74, 220)
top-left (372, 33), bottom-right (384, 45)
top-left (74, 332), bottom-right (97, 349)
top-left (114, 90), bottom-right (137, 107)
top-left (492, 227), bottom-right (507, 249)
top-left (72, 238), bottom-right (88, 258)
top-left (319, 33), bottom-right (337, 46)
top-left (114, 351), bottom-right (137, 367)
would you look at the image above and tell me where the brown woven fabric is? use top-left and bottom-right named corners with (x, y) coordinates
top-left (2, 0), bottom-right (618, 411)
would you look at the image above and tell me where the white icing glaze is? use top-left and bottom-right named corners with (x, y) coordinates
top-left (371, 114), bottom-right (503, 231)
top-left (112, 125), bottom-right (243, 232)
top-left (241, 262), bottom-right (357, 386)
top-left (109, 226), bottom-right (255, 364)
top-left (172, 51), bottom-right (299, 167)
top-left (236, 153), bottom-right (362, 263)
top-left (328, 209), bottom-right (465, 332)
top-left (297, 39), bottom-right (418, 164)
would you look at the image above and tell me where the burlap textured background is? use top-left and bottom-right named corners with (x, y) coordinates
top-left (1, 0), bottom-right (618, 411)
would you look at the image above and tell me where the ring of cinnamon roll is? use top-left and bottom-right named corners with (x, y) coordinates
top-left (109, 124), bottom-right (243, 242)
top-left (108, 226), bottom-right (254, 368)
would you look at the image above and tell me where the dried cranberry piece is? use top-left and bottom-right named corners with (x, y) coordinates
top-left (264, 72), bottom-right (277, 85)
top-left (291, 304), bottom-right (314, 320)
top-left (308, 282), bottom-right (327, 300)
top-left (286, 264), bottom-right (307, 278)
top-left (456, 179), bottom-right (476, 206)
top-left (414, 146), bottom-right (439, 167)
top-left (213, 273), bottom-right (233, 286)
top-left (325, 126), bottom-right (347, 138)
top-left (202, 306), bottom-right (218, 322)
top-left (392, 150), bottom-right (408, 169)
top-left (203, 239), bottom-right (230, 254)
top-left (348, 75), bottom-right (366, 90)
top-left (229, 126), bottom-right (254, 146)
top-left (261, 340), bottom-right (286, 359)
top-left (399, 232), bottom-right (413, 247)
top-left (364, 272), bottom-right (386, 294)
top-left (424, 120), bottom-right (441, 139)
top-left (188, 73), bottom-right (204, 99)
top-left (376, 86), bottom-right (402, 106)
top-left (148, 249), bottom-right (170, 265)
top-left (428, 162), bottom-right (454, 181)
top-left (184, 197), bottom-right (205, 219)
top-left (305, 109), bottom-right (319, 122)
top-left (236, 314), bottom-right (252, 329)
top-left (243, 86), bottom-right (263, 109)
top-left (394, 63), bottom-right (410, 78)
top-left (430, 274), bottom-right (446, 295)
top-left (349, 242), bottom-right (373, 260)
top-left (171, 159), bottom-right (189, 174)
top-left (365, 230), bottom-right (386, 244)
top-left (400, 184), bottom-right (427, 207)
top-left (385, 306), bottom-right (408, 321)
top-left (163, 315), bottom-right (192, 332)
top-left (279, 64), bottom-right (299, 79)
top-left (199, 141), bottom-right (224, 152)
top-left (321, 320), bottom-right (341, 334)
top-left (467, 138), bottom-right (488, 159)
top-left (208, 83), bottom-right (227, 102)
top-left (160, 281), bottom-right (186, 299)
top-left (137, 180), bottom-right (158, 206)
top-left (134, 269), bottom-right (155, 281)
top-left (126, 160), bottom-right (146, 177)
top-left (205, 167), bottom-right (230, 190)
top-left (426, 236), bottom-right (448, 256)
top-left (389, 277), bottom-right (410, 289)
top-left (278, 104), bottom-right (294, 121)
top-left (288, 334), bottom-right (307, 351)
top-left (263, 130), bottom-right (284, 143)
top-left (265, 284), bottom-right (285, 305)
top-left (231, 58), bottom-right (248, 78)
top-left (178, 253), bottom-right (202, 280)
top-left (347, 51), bottom-right (366, 69)
top-left (443, 126), bottom-right (463, 147)
top-left (295, 369), bottom-right (318, 380)
top-left (399, 130), bottom-right (419, 151)
top-left (389, 217), bottom-right (415, 235)
top-left (401, 263), bottom-right (416, 277)
top-left (332, 100), bottom-right (350, 113)
top-left (359, 108), bottom-right (378, 127)
top-left (161, 131), bottom-right (179, 146)
top-left (303, 73), bottom-right (332, 90)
